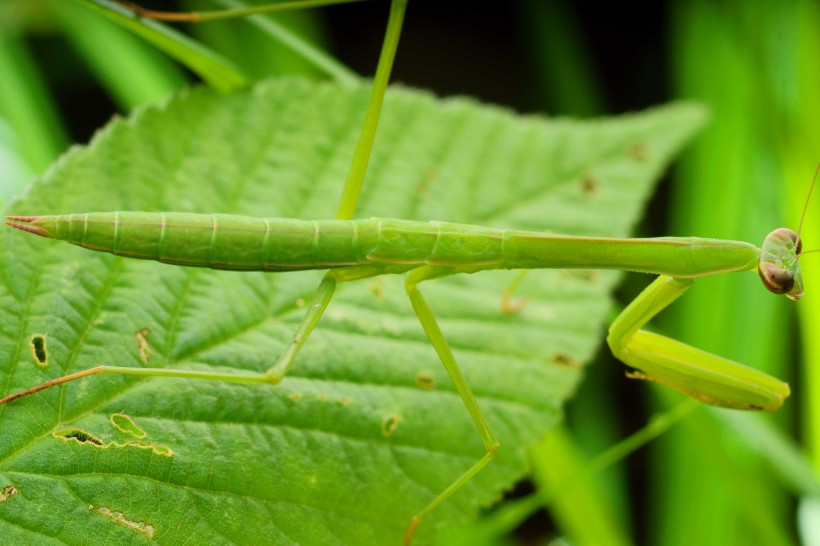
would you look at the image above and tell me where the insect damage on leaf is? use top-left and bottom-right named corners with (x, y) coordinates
top-left (630, 142), bottom-right (648, 160)
top-left (551, 353), bottom-right (583, 369)
top-left (28, 334), bottom-right (47, 366)
top-left (581, 174), bottom-right (599, 197)
top-left (0, 485), bottom-right (19, 503)
top-left (135, 328), bottom-right (153, 364)
top-left (92, 505), bottom-right (155, 539)
top-left (52, 428), bottom-right (173, 457)
top-left (381, 414), bottom-right (401, 437)
top-left (110, 413), bottom-right (147, 438)
top-left (368, 277), bottom-right (386, 302)
top-left (415, 373), bottom-right (436, 389)
top-left (54, 428), bottom-right (104, 446)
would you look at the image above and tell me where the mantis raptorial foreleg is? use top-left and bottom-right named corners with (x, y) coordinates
top-left (608, 275), bottom-right (790, 411)
top-left (404, 265), bottom-right (500, 543)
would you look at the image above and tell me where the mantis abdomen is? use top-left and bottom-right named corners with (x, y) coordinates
top-left (13, 212), bottom-right (761, 276)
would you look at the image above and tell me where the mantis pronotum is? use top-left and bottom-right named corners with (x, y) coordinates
top-left (0, 1), bottom-right (808, 544)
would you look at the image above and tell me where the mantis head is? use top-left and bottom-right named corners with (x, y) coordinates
top-left (758, 227), bottom-right (803, 301)
top-left (759, 164), bottom-right (820, 301)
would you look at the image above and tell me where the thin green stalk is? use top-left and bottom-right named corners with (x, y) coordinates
top-left (122, 0), bottom-right (373, 22)
top-left (335, 0), bottom-right (406, 220)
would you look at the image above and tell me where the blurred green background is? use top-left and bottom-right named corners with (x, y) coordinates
top-left (0, 1), bottom-right (818, 544)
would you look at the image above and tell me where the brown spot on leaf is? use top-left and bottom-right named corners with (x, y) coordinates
top-left (551, 353), bottom-right (582, 368)
top-left (0, 485), bottom-right (19, 503)
top-left (93, 506), bottom-right (155, 539)
top-left (381, 414), bottom-right (401, 437)
top-left (581, 175), bottom-right (599, 197)
top-left (415, 373), bottom-right (436, 389)
top-left (135, 328), bottom-right (152, 364)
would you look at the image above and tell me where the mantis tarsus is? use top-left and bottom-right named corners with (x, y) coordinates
top-left (0, 1), bottom-right (810, 544)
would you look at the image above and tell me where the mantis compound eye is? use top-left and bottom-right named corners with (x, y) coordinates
top-left (758, 264), bottom-right (794, 295)
top-left (758, 227), bottom-right (803, 301)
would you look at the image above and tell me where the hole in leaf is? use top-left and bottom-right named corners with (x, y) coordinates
top-left (54, 428), bottom-right (104, 446)
top-left (110, 413), bottom-right (146, 438)
top-left (29, 334), bottom-right (47, 366)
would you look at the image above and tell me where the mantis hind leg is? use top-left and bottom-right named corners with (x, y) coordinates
top-left (403, 265), bottom-right (500, 545)
top-left (607, 275), bottom-right (789, 411)
top-left (0, 265), bottom-right (399, 406)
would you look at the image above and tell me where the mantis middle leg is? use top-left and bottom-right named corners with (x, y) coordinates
top-left (264, 265), bottom-right (411, 382)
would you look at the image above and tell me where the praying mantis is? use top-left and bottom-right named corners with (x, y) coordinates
top-left (0, 1), bottom-right (809, 545)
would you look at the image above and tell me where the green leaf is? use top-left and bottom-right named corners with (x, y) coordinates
top-left (0, 77), bottom-right (704, 544)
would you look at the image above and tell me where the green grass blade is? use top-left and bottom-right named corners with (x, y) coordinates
top-left (0, 21), bottom-right (68, 175)
top-left (519, 0), bottom-right (606, 116)
top-left (205, 0), bottom-right (357, 83)
top-left (661, 2), bottom-right (794, 543)
top-left (48, 0), bottom-right (187, 109)
top-left (529, 426), bottom-right (631, 546)
top-left (711, 410), bottom-right (820, 498)
top-left (77, 0), bottom-right (248, 92)
top-left (780, 0), bottom-right (820, 476)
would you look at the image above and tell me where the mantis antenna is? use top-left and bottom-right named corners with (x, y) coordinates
top-left (794, 163), bottom-right (820, 259)
top-left (796, 163), bottom-right (820, 244)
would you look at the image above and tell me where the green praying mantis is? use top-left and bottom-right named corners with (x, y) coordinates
top-left (0, 1), bottom-right (812, 544)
